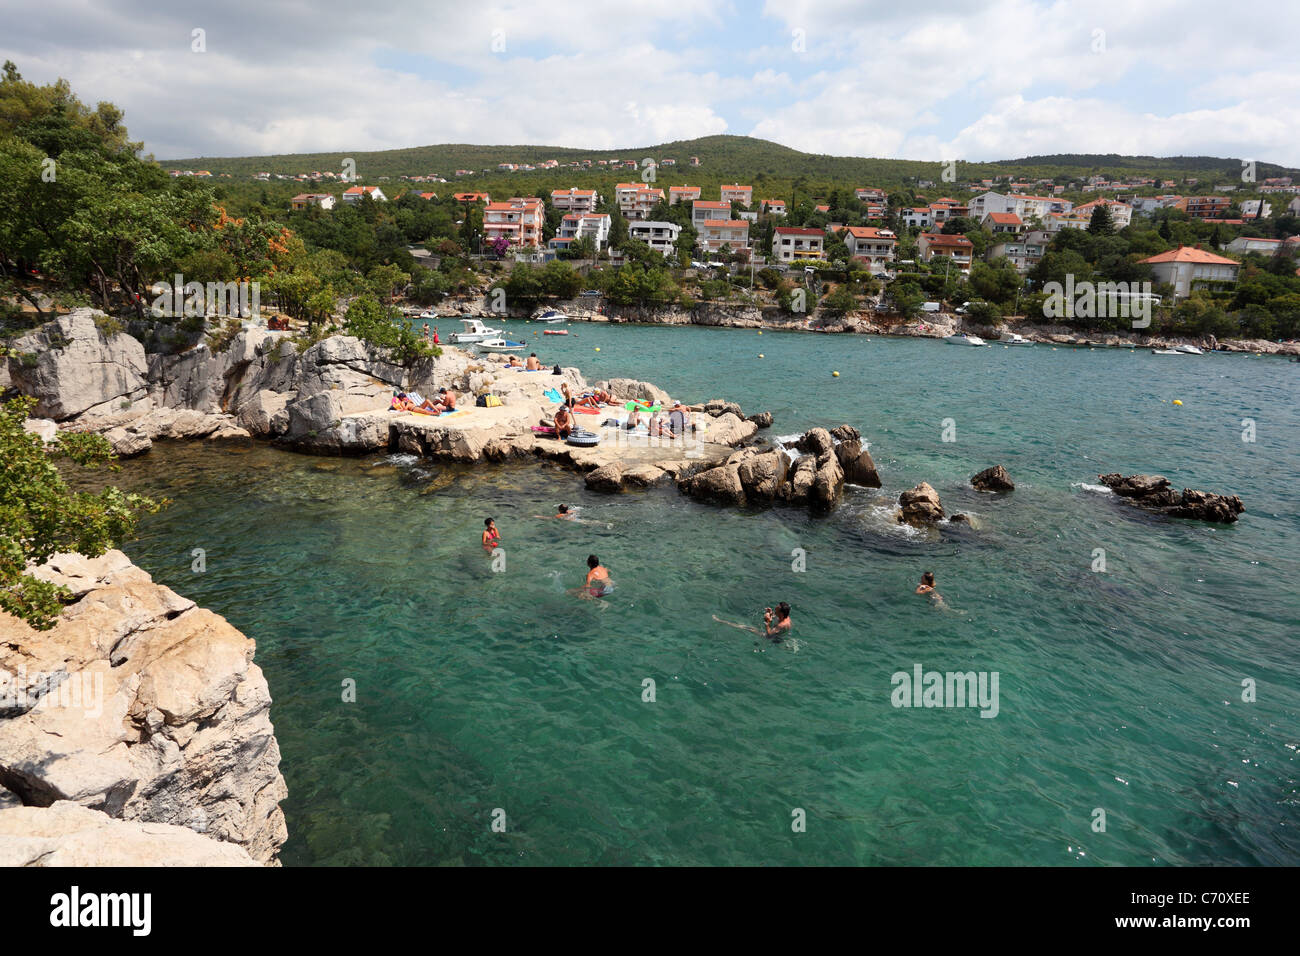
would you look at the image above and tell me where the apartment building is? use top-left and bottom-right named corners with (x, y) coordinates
top-left (483, 197), bottom-right (544, 248)
top-left (628, 220), bottom-right (682, 257)
top-left (550, 188), bottom-right (599, 214)
top-left (772, 226), bottom-right (826, 262)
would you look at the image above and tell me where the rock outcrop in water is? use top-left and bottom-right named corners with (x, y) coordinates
top-left (898, 482), bottom-right (945, 525)
top-left (1097, 473), bottom-right (1246, 523)
top-left (971, 465), bottom-right (1015, 492)
top-left (676, 424), bottom-right (875, 511)
top-left (0, 550), bottom-right (288, 865)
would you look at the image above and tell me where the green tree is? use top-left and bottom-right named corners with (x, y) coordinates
top-left (0, 397), bottom-right (160, 629)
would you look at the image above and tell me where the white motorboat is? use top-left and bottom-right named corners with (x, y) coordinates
top-left (533, 309), bottom-right (567, 323)
top-left (1173, 344), bottom-right (1204, 355)
top-left (1151, 348), bottom-right (1185, 355)
top-left (450, 318), bottom-right (503, 344)
top-left (1002, 333), bottom-right (1033, 345)
top-left (945, 334), bottom-right (989, 347)
top-left (475, 337), bottom-right (527, 352)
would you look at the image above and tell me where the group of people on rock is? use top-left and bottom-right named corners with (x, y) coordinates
top-left (391, 387), bottom-right (457, 415)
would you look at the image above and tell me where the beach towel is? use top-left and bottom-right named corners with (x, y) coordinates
top-left (574, 405), bottom-right (600, 415)
top-left (544, 387), bottom-right (564, 403)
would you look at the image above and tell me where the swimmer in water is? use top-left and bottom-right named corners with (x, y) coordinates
top-left (915, 571), bottom-right (938, 597)
top-left (763, 602), bottom-right (792, 641)
top-left (582, 554), bottom-right (613, 598)
top-left (482, 517), bottom-right (500, 550)
top-left (713, 601), bottom-right (792, 641)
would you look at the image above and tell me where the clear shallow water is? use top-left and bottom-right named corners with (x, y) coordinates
top-left (113, 325), bottom-right (1299, 865)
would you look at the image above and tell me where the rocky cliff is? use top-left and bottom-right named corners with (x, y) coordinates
top-left (0, 550), bottom-right (288, 865)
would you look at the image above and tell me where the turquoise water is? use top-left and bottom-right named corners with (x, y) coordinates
top-left (113, 323), bottom-right (1299, 865)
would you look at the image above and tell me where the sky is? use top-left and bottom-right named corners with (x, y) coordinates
top-left (5, 0), bottom-right (1300, 166)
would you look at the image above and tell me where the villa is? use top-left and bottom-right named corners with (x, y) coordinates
top-left (917, 233), bottom-right (974, 273)
top-left (628, 221), bottom-right (682, 257)
top-left (483, 198), bottom-right (544, 248)
top-left (843, 226), bottom-right (897, 274)
top-left (1139, 246), bottom-right (1240, 298)
top-left (773, 226), bottom-right (826, 262)
top-left (341, 185), bottom-right (386, 204)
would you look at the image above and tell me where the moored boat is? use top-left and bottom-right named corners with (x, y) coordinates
top-left (945, 334), bottom-right (989, 347)
top-left (450, 318), bottom-right (503, 343)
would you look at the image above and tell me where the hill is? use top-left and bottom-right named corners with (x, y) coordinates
top-left (162, 135), bottom-right (1300, 197)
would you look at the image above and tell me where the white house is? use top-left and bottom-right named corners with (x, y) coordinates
top-left (1139, 246), bottom-right (1240, 298)
top-left (898, 206), bottom-right (934, 228)
top-left (552, 212), bottom-right (612, 251)
top-left (290, 193), bottom-right (335, 211)
top-left (628, 220), bottom-right (682, 257)
top-left (843, 226), bottom-right (896, 274)
top-left (1238, 199), bottom-right (1272, 219)
top-left (341, 185), bottom-right (387, 204)
top-left (772, 226), bottom-right (825, 262)
top-left (1075, 198), bottom-right (1133, 229)
top-left (550, 188), bottom-right (599, 214)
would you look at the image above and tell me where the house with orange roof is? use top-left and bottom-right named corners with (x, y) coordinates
top-left (342, 185), bottom-right (387, 204)
top-left (453, 192), bottom-right (491, 204)
top-left (669, 185), bottom-right (702, 205)
top-left (720, 184), bottom-right (753, 207)
top-left (290, 193), bottom-right (335, 211)
top-left (696, 219), bottom-right (750, 254)
top-left (1075, 198), bottom-right (1133, 229)
top-left (982, 211), bottom-right (1023, 234)
top-left (917, 233), bottom-right (974, 273)
top-left (551, 188), bottom-right (599, 214)
top-left (1139, 246), bottom-right (1239, 298)
top-left (551, 212), bottom-right (612, 251)
top-left (691, 199), bottom-right (731, 227)
top-left (899, 206), bottom-right (934, 228)
top-left (417, 192), bottom-right (438, 201)
top-left (843, 226), bottom-right (897, 274)
top-left (773, 226), bottom-right (826, 262)
top-left (483, 198), bottom-right (544, 248)
top-left (762, 199), bottom-right (786, 215)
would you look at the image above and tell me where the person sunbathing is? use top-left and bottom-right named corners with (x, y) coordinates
top-left (526, 353), bottom-right (541, 370)
top-left (576, 389), bottom-right (613, 408)
top-left (505, 356), bottom-right (523, 368)
top-left (391, 393), bottom-right (440, 415)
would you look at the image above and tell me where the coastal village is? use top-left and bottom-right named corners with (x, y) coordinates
top-left (159, 149), bottom-right (1300, 349)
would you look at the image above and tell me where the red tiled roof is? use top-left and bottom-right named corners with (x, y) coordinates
top-left (1139, 246), bottom-right (1238, 265)
top-left (775, 227), bottom-right (825, 237)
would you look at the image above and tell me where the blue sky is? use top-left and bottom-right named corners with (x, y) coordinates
top-left (4, 0), bottom-right (1299, 166)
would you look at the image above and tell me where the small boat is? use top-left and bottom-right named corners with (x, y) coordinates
top-left (449, 318), bottom-right (503, 344)
top-left (945, 334), bottom-right (989, 347)
top-left (1002, 333), bottom-right (1033, 346)
top-left (1151, 348), bottom-right (1185, 355)
top-left (534, 309), bottom-right (567, 323)
top-left (475, 338), bottom-right (527, 351)
top-left (1173, 344), bottom-right (1204, 355)
top-left (543, 329), bottom-right (568, 335)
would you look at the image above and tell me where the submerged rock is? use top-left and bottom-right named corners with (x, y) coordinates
top-left (971, 465), bottom-right (1015, 492)
top-left (1097, 473), bottom-right (1245, 523)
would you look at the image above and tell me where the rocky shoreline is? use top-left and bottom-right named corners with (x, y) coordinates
top-left (435, 297), bottom-right (1300, 356)
top-left (0, 550), bottom-right (287, 865)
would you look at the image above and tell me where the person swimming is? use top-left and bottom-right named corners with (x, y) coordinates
top-left (713, 601), bottom-right (792, 641)
top-left (482, 517), bottom-right (500, 550)
top-left (763, 602), bottom-right (792, 641)
top-left (584, 554), bottom-right (613, 597)
top-left (915, 571), bottom-right (938, 597)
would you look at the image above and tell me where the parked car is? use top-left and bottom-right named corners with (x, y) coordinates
top-left (921, 301), bottom-right (942, 313)
top-left (578, 289), bottom-right (602, 297)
